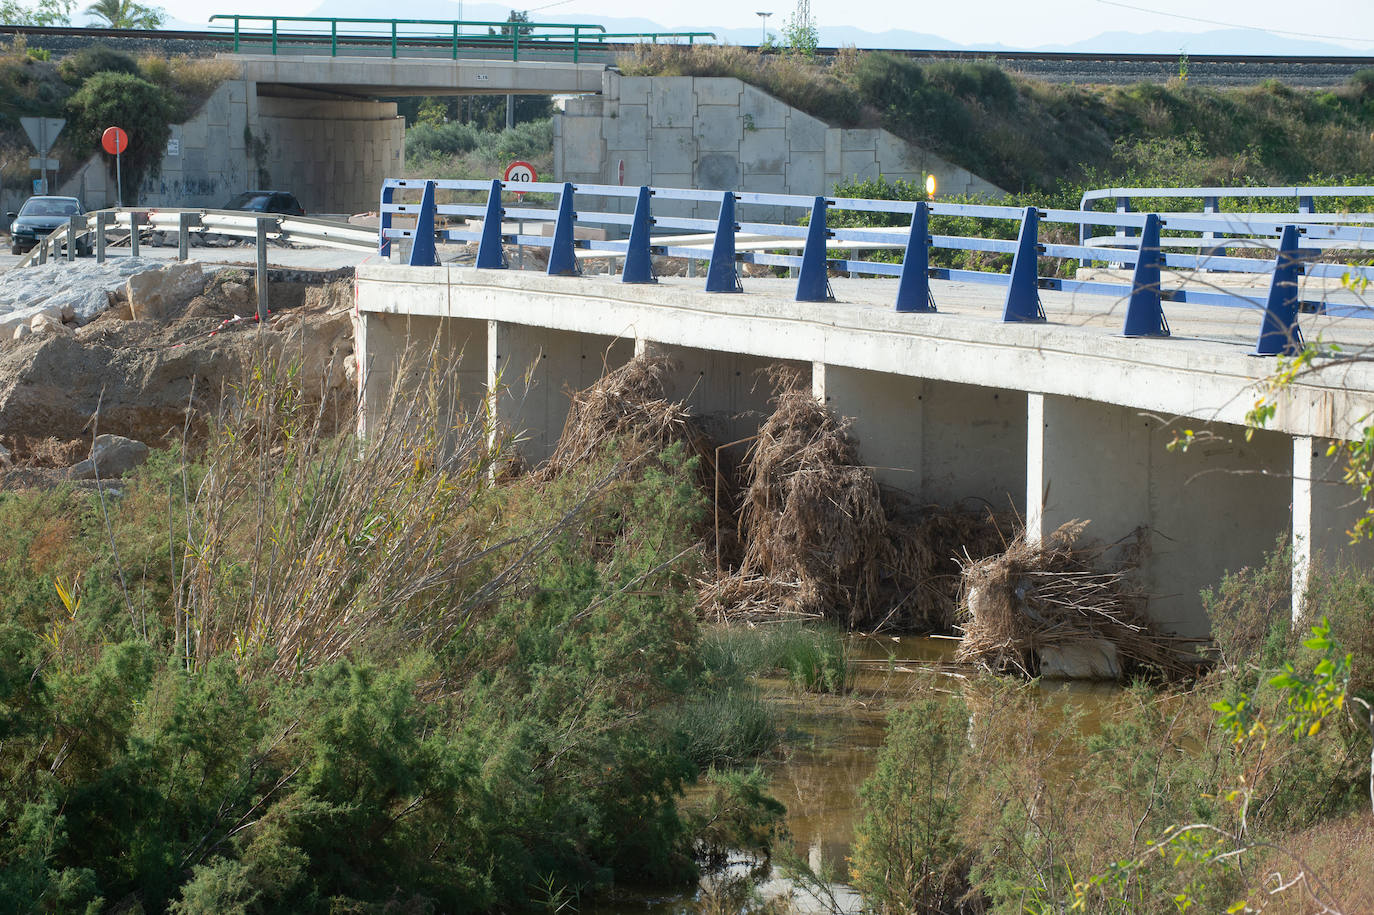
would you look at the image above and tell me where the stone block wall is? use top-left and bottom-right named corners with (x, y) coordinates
top-left (553, 72), bottom-right (1003, 222)
top-left (61, 80), bottom-right (404, 216)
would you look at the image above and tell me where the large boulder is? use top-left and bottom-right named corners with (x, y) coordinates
top-left (1038, 639), bottom-right (1123, 680)
top-left (68, 434), bottom-right (150, 480)
top-left (127, 263), bottom-right (207, 322)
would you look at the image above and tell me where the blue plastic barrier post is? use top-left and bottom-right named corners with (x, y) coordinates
top-left (1002, 206), bottom-right (1046, 323)
top-left (795, 196), bottom-right (834, 302)
top-left (546, 182), bottom-right (580, 276)
top-left (378, 184), bottom-right (394, 256)
top-left (705, 191), bottom-right (742, 293)
top-left (621, 185), bottom-right (656, 284)
top-left (1254, 224), bottom-right (1305, 356)
top-left (476, 178), bottom-right (507, 269)
top-left (1121, 213), bottom-right (1169, 337)
top-left (406, 180), bottom-right (438, 267)
top-left (895, 201), bottom-right (935, 313)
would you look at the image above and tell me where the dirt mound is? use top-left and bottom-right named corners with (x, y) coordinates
top-left (956, 521), bottom-right (1196, 680)
top-left (0, 266), bottom-right (357, 478)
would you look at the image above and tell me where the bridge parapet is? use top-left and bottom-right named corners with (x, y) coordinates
top-left (381, 177), bottom-right (1374, 356)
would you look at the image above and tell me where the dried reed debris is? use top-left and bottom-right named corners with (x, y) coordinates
top-left (956, 521), bottom-right (1196, 681)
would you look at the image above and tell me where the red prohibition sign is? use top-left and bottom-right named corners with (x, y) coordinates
top-left (101, 126), bottom-right (128, 156)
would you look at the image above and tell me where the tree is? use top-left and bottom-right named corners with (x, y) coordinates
top-left (782, 0), bottom-right (818, 56)
top-left (0, 0), bottom-right (73, 25)
top-left (65, 70), bottom-right (172, 202)
top-left (83, 0), bottom-right (163, 29)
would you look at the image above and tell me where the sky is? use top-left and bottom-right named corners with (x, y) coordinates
top-left (152, 0), bottom-right (1374, 52)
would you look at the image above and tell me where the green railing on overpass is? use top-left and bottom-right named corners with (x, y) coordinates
top-left (208, 15), bottom-right (714, 62)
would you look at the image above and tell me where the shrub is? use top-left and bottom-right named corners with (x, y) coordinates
top-left (64, 71), bottom-right (172, 203)
top-left (57, 44), bottom-right (139, 85)
top-left (852, 697), bottom-right (970, 913)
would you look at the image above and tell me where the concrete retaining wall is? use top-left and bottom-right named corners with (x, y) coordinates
top-left (554, 72), bottom-right (1003, 220)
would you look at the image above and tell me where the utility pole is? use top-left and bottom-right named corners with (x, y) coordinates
top-left (756, 11), bottom-right (771, 45)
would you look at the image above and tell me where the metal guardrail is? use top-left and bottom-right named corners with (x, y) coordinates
top-left (380, 179), bottom-right (1374, 357)
top-left (18, 208), bottom-right (377, 317)
top-left (1077, 185), bottom-right (1374, 252)
top-left (208, 15), bottom-right (714, 62)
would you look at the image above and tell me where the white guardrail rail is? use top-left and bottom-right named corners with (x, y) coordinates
top-left (16, 207), bottom-right (378, 269)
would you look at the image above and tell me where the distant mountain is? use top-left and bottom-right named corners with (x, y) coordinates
top-left (165, 1), bottom-right (1374, 57)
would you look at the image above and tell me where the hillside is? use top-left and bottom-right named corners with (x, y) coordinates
top-left (620, 45), bottom-right (1374, 197)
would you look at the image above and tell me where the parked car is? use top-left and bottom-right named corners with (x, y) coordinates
top-left (222, 190), bottom-right (306, 216)
top-left (7, 195), bottom-right (88, 256)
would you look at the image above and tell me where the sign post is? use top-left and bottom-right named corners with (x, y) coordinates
top-left (20, 117), bottom-right (65, 200)
top-left (101, 126), bottom-right (128, 208)
top-left (504, 161), bottom-right (537, 269)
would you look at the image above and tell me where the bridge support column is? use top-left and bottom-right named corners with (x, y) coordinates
top-left (1028, 393), bottom-right (1290, 638)
top-left (818, 365), bottom-right (1025, 511)
top-left (487, 321), bottom-right (634, 464)
top-left (1291, 436), bottom-right (1374, 622)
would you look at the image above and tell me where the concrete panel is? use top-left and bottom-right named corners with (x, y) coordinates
top-left (787, 110), bottom-right (827, 153)
top-left (1033, 395), bottom-right (1291, 638)
top-left (697, 105), bottom-right (743, 152)
top-left (559, 116), bottom-right (606, 174)
top-left (650, 128), bottom-right (697, 175)
top-left (651, 78), bottom-right (694, 128)
top-left (609, 103), bottom-right (648, 150)
top-left (647, 342), bottom-right (809, 445)
top-left (620, 76), bottom-right (652, 106)
top-left (840, 149), bottom-right (879, 181)
top-left (695, 77), bottom-right (742, 107)
top-left (877, 133), bottom-right (923, 176)
top-left (358, 313), bottom-right (488, 445)
top-left (490, 323), bottom-right (634, 463)
top-left (824, 129), bottom-right (842, 176)
top-left (741, 128), bottom-right (788, 176)
top-left (741, 85), bottom-right (786, 129)
top-left (786, 151), bottom-right (825, 196)
top-left (696, 153), bottom-right (741, 191)
top-left (922, 380), bottom-right (1027, 511)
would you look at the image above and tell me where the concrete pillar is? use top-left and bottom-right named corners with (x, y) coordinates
top-left (1292, 436), bottom-right (1374, 622)
top-left (487, 321), bottom-right (634, 464)
top-left (1029, 393), bottom-right (1291, 637)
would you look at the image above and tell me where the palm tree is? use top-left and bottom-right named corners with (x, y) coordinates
top-left (84, 0), bottom-right (163, 29)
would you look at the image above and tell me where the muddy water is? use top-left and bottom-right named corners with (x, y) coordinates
top-left (591, 635), bottom-right (1127, 914)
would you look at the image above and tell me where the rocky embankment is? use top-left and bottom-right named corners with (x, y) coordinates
top-left (0, 259), bottom-right (357, 484)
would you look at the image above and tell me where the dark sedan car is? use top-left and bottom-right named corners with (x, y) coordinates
top-left (7, 196), bottom-right (88, 255)
top-left (222, 191), bottom-right (306, 216)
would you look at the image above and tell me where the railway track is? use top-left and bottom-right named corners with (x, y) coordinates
top-left (2, 24), bottom-right (1369, 87)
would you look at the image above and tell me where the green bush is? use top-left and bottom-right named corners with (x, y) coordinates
top-left (65, 71), bottom-right (172, 203)
top-left (57, 44), bottom-right (139, 85)
top-left (852, 697), bottom-right (970, 913)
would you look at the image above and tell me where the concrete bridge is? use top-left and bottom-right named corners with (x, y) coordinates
top-left (354, 180), bottom-right (1374, 638)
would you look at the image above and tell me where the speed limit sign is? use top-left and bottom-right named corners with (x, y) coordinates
top-left (504, 160), bottom-right (537, 199)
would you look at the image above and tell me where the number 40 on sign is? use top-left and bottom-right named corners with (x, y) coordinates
top-left (504, 160), bottom-right (536, 200)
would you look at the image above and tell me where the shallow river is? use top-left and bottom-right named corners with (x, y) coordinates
top-left (590, 634), bottom-right (1126, 914)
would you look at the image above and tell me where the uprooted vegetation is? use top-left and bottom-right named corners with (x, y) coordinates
top-left (957, 520), bottom-right (1199, 680)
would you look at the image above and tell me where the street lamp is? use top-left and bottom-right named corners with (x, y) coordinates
top-left (756, 11), bottom-right (771, 45)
